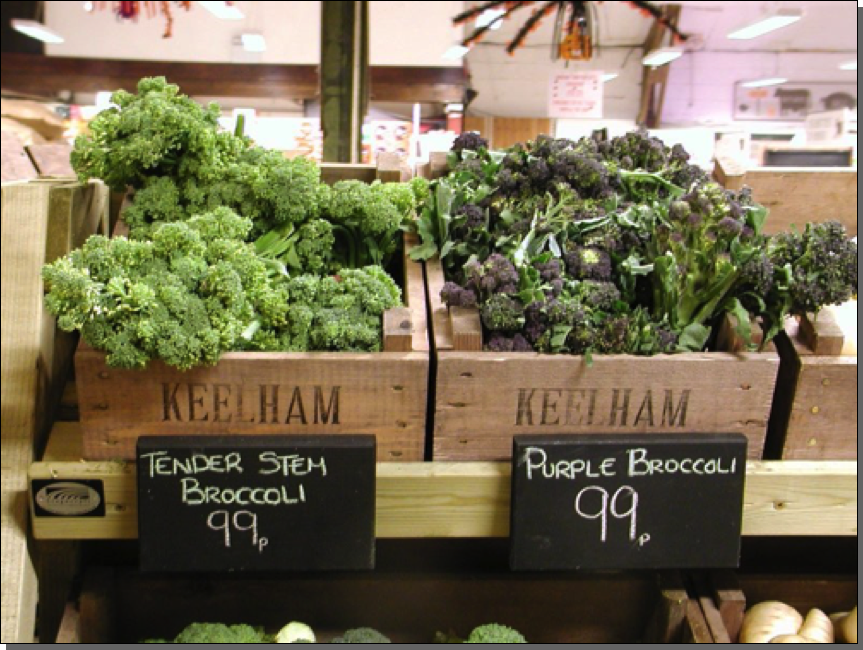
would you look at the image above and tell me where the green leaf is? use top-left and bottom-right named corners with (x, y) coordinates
top-left (727, 298), bottom-right (754, 350)
top-left (548, 234), bottom-right (562, 258)
top-left (440, 240), bottom-right (455, 259)
top-left (550, 325), bottom-right (573, 349)
top-left (409, 241), bottom-right (439, 261)
top-left (284, 248), bottom-right (301, 269)
top-left (677, 323), bottom-right (711, 352)
top-left (745, 204), bottom-right (769, 237)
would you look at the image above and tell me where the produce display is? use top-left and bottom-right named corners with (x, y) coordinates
top-left (741, 603), bottom-right (857, 643)
top-left (42, 77), bottom-right (426, 370)
top-left (412, 132), bottom-right (857, 357)
top-left (142, 622), bottom-right (527, 644)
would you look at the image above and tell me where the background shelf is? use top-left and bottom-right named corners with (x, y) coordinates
top-left (30, 422), bottom-right (858, 541)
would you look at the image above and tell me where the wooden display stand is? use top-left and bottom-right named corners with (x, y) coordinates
top-left (1, 179), bottom-right (108, 643)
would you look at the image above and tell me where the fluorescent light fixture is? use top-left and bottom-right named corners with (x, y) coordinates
top-left (241, 33), bottom-right (266, 52)
top-left (727, 9), bottom-right (802, 40)
top-left (11, 19), bottom-right (64, 44)
top-left (602, 73), bottom-right (619, 82)
top-left (642, 47), bottom-right (684, 67)
top-left (840, 61), bottom-right (857, 71)
top-left (476, 8), bottom-right (505, 30)
top-left (197, 1), bottom-right (244, 20)
top-left (741, 77), bottom-right (788, 88)
top-left (443, 45), bottom-right (471, 60)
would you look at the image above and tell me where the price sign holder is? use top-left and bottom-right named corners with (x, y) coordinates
top-left (137, 435), bottom-right (376, 573)
top-left (510, 434), bottom-right (748, 571)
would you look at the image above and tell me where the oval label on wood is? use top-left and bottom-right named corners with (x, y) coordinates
top-left (32, 480), bottom-right (105, 517)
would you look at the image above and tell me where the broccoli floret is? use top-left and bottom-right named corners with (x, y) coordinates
top-left (331, 628), bottom-right (391, 643)
top-left (275, 621), bottom-right (316, 643)
top-left (481, 294), bottom-right (525, 332)
top-left (769, 221), bottom-right (857, 315)
top-left (441, 282), bottom-right (478, 309)
top-left (466, 624), bottom-right (527, 644)
top-left (565, 247), bottom-right (613, 282)
top-left (451, 132), bottom-right (489, 156)
top-left (171, 623), bottom-right (268, 643)
top-left (43, 211), bottom-right (279, 370)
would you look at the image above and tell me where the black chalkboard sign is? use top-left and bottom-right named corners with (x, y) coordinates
top-left (137, 435), bottom-right (376, 573)
top-left (510, 434), bottom-right (748, 571)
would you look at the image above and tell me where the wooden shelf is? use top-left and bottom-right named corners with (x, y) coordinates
top-left (29, 422), bottom-right (857, 541)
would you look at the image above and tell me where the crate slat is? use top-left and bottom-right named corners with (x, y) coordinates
top-left (768, 311), bottom-right (857, 461)
top-left (714, 160), bottom-right (857, 237)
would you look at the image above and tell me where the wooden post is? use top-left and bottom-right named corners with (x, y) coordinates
top-left (637, 5), bottom-right (682, 129)
top-left (321, 1), bottom-right (369, 163)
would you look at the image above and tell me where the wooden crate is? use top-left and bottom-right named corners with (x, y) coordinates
top-left (767, 307), bottom-right (857, 460)
top-left (1, 179), bottom-right (108, 642)
top-left (425, 259), bottom-right (780, 462)
top-left (54, 566), bottom-right (712, 643)
top-left (76, 162), bottom-right (430, 462)
top-left (693, 572), bottom-right (857, 643)
top-left (714, 158), bottom-right (857, 237)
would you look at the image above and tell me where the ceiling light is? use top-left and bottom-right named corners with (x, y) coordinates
top-left (602, 73), bottom-right (619, 83)
top-left (741, 78), bottom-right (788, 88)
top-left (241, 33), bottom-right (266, 52)
top-left (476, 8), bottom-right (505, 30)
top-left (642, 47), bottom-right (684, 67)
top-left (727, 9), bottom-right (802, 40)
top-left (840, 61), bottom-right (857, 71)
top-left (198, 1), bottom-right (244, 20)
top-left (11, 19), bottom-right (64, 44)
top-left (443, 45), bottom-right (471, 60)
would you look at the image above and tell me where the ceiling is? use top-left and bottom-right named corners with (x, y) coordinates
top-left (462, 1), bottom-right (858, 55)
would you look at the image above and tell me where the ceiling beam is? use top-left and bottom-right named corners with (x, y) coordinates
top-left (0, 53), bottom-right (466, 104)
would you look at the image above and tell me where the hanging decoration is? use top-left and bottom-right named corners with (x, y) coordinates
top-left (85, 1), bottom-right (196, 38)
top-left (453, 1), bottom-right (688, 61)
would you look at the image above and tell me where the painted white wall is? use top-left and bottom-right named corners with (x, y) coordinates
top-left (369, 1), bottom-right (464, 67)
top-left (44, 1), bottom-right (464, 67)
top-left (468, 46), bottom-right (644, 119)
top-left (664, 51), bottom-right (858, 126)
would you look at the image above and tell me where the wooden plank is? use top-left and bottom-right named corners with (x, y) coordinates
top-left (797, 311), bottom-right (845, 357)
top-left (320, 163), bottom-right (377, 185)
top-left (692, 574), bottom-right (732, 643)
top-left (683, 599), bottom-right (715, 643)
top-left (1, 131), bottom-right (38, 183)
top-left (403, 233), bottom-right (429, 354)
top-left (434, 351), bottom-right (778, 461)
top-left (705, 571), bottom-right (747, 643)
top-left (54, 601), bottom-right (81, 644)
top-left (26, 143), bottom-right (74, 178)
top-left (2, 182), bottom-right (53, 643)
top-left (643, 572), bottom-right (689, 643)
top-left (56, 569), bottom-right (673, 644)
top-left (486, 118), bottom-right (552, 150)
top-left (712, 158), bottom-right (746, 192)
top-left (33, 541), bottom-right (80, 645)
top-left (769, 318), bottom-right (857, 461)
top-left (78, 568), bottom-right (115, 644)
top-left (28, 428), bottom-right (859, 539)
top-left (383, 307), bottom-right (413, 352)
top-left (425, 257), bottom-right (453, 352)
top-left (450, 307), bottom-right (483, 352)
top-left (1, 53), bottom-right (465, 104)
top-left (742, 169), bottom-right (857, 237)
top-left (375, 152), bottom-right (409, 183)
top-left (76, 347), bottom-right (428, 462)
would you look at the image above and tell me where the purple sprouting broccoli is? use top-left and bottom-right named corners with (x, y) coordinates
top-left (481, 294), bottom-right (525, 332)
top-left (487, 332), bottom-right (533, 353)
top-left (465, 254), bottom-right (520, 298)
top-left (452, 132), bottom-right (489, 155)
top-left (579, 281), bottom-right (621, 312)
top-left (459, 204), bottom-right (486, 230)
top-left (440, 282), bottom-right (478, 309)
top-left (565, 247), bottom-right (613, 282)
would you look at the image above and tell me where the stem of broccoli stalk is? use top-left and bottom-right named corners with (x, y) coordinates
top-left (619, 170), bottom-right (686, 198)
top-left (331, 224), bottom-right (360, 269)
